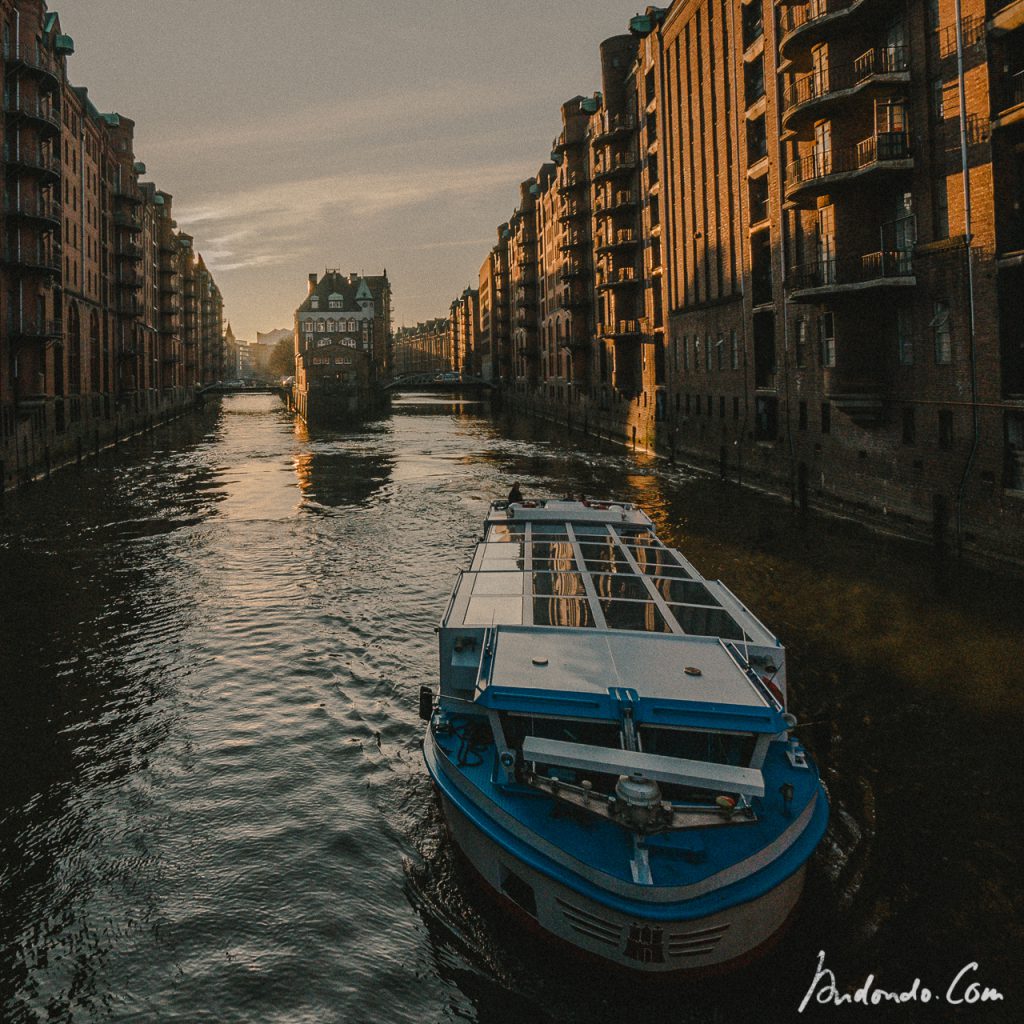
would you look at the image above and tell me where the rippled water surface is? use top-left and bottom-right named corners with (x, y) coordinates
top-left (1, 394), bottom-right (1021, 1023)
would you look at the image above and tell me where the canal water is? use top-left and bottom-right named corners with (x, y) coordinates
top-left (0, 393), bottom-right (1021, 1023)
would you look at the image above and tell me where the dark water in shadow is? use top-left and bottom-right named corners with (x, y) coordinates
top-left (0, 393), bottom-right (1020, 1023)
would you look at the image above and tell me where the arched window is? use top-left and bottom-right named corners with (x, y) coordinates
top-left (304, 319), bottom-right (313, 331)
top-left (326, 319), bottom-right (336, 332)
top-left (348, 318), bottom-right (357, 332)
top-left (316, 320), bottom-right (325, 332)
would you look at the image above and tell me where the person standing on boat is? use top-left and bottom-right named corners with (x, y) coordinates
top-left (508, 481), bottom-right (523, 504)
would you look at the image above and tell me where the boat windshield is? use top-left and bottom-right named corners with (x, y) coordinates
top-left (639, 726), bottom-right (756, 768)
top-left (502, 714), bottom-right (622, 751)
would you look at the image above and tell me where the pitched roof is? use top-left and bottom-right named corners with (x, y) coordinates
top-left (296, 269), bottom-right (390, 314)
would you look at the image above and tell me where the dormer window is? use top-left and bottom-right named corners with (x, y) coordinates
top-left (329, 299), bottom-right (342, 309)
top-left (311, 297), bottom-right (319, 309)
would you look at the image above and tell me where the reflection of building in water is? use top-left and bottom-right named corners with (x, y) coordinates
top-left (293, 269), bottom-right (392, 424)
top-left (292, 444), bottom-right (394, 509)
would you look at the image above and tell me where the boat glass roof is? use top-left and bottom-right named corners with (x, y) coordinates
top-left (453, 518), bottom-right (749, 640)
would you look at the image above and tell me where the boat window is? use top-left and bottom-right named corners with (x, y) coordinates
top-left (503, 714), bottom-right (622, 750)
top-left (487, 525), bottom-right (526, 543)
top-left (669, 605), bottom-right (746, 640)
top-left (583, 558), bottom-right (635, 576)
top-left (532, 572), bottom-right (586, 597)
top-left (531, 524), bottom-right (569, 537)
top-left (572, 524), bottom-right (610, 537)
top-left (639, 726), bottom-right (756, 768)
top-left (635, 554), bottom-right (691, 578)
top-left (651, 578), bottom-right (721, 606)
top-left (530, 558), bottom-right (579, 573)
top-left (532, 541), bottom-right (576, 562)
top-left (590, 573), bottom-right (650, 601)
top-left (615, 528), bottom-right (659, 546)
top-left (600, 599), bottom-right (672, 633)
top-left (532, 597), bottom-right (596, 628)
top-left (579, 546), bottom-right (634, 571)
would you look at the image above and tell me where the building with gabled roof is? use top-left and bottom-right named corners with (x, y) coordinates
top-left (292, 267), bottom-right (391, 423)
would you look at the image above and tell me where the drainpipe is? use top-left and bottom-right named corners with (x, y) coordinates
top-left (728, 0), bottom-right (751, 487)
top-left (953, 0), bottom-right (980, 553)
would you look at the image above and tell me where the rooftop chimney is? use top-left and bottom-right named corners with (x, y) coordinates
top-left (307, 273), bottom-right (318, 295)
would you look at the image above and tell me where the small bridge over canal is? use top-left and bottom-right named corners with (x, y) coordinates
top-left (381, 373), bottom-right (496, 393)
top-left (197, 382), bottom-right (290, 398)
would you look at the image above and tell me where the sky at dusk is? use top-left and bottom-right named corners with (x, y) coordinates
top-left (62, 1), bottom-right (640, 340)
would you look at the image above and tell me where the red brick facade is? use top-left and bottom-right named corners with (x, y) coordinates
top-left (1, 0), bottom-right (224, 489)
top-left (444, 0), bottom-right (1024, 563)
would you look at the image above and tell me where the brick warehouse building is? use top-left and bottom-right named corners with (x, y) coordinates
top-left (292, 268), bottom-right (392, 424)
top-left (444, 0), bottom-right (1024, 564)
top-left (1, 0), bottom-right (224, 490)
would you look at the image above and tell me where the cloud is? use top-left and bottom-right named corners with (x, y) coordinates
top-left (175, 162), bottom-right (527, 274)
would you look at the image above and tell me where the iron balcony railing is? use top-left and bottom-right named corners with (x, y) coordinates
top-left (996, 67), bottom-right (1024, 113)
top-left (2, 94), bottom-right (61, 129)
top-left (600, 319), bottom-right (642, 338)
top-left (3, 194), bottom-right (61, 223)
top-left (5, 48), bottom-right (61, 85)
top-left (594, 113), bottom-right (635, 141)
top-left (593, 153), bottom-right (638, 179)
top-left (8, 318), bottom-right (63, 340)
top-left (558, 171), bottom-right (586, 193)
top-left (786, 130), bottom-right (910, 190)
top-left (2, 244), bottom-right (61, 272)
top-left (2, 143), bottom-right (61, 177)
top-left (783, 45), bottom-right (910, 118)
top-left (788, 249), bottom-right (914, 291)
top-left (779, 0), bottom-right (860, 42)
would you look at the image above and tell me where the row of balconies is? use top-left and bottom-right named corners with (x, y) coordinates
top-left (781, 46), bottom-right (910, 130)
top-left (558, 201), bottom-right (586, 223)
top-left (2, 93), bottom-right (61, 132)
top-left (596, 266), bottom-right (639, 290)
top-left (593, 113), bottom-right (636, 143)
top-left (1, 241), bottom-right (61, 273)
top-left (599, 319), bottom-right (643, 340)
top-left (3, 192), bottom-right (60, 225)
top-left (4, 317), bottom-right (62, 341)
top-left (593, 189), bottom-right (637, 214)
top-left (595, 229), bottom-right (638, 253)
top-left (2, 141), bottom-right (61, 179)
top-left (558, 171), bottom-right (587, 194)
top-left (3, 47), bottom-right (61, 88)
top-left (778, 0), bottom-right (878, 60)
top-left (592, 153), bottom-right (637, 180)
top-left (785, 130), bottom-right (912, 200)
top-left (786, 249), bottom-right (914, 301)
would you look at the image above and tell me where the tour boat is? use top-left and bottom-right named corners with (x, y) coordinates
top-left (420, 498), bottom-right (828, 973)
